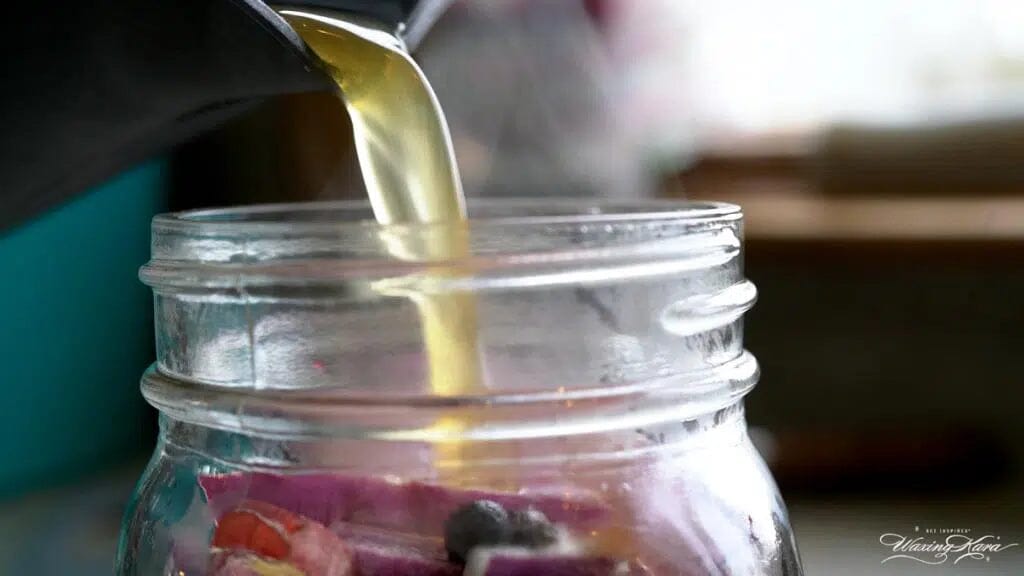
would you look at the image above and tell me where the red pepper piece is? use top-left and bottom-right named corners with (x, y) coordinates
top-left (212, 501), bottom-right (304, 561)
top-left (212, 500), bottom-right (357, 576)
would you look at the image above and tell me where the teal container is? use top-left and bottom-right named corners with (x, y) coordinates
top-left (0, 161), bottom-right (168, 498)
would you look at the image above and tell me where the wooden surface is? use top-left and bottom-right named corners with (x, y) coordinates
top-left (790, 484), bottom-right (1024, 576)
top-left (669, 122), bottom-right (1024, 242)
top-left (669, 167), bottom-right (1024, 242)
top-left (679, 187), bottom-right (1024, 241)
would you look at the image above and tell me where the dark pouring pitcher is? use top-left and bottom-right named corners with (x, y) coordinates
top-left (0, 0), bottom-right (450, 231)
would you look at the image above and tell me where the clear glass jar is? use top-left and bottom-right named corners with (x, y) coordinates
top-left (117, 200), bottom-right (802, 576)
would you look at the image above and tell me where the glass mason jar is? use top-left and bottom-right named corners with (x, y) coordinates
top-left (117, 200), bottom-right (802, 575)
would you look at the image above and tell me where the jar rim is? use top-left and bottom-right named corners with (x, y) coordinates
top-left (155, 198), bottom-right (740, 236)
top-left (144, 199), bottom-right (744, 288)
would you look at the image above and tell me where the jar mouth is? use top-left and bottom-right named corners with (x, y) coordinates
top-left (143, 199), bottom-right (743, 289)
top-left (156, 198), bottom-right (739, 236)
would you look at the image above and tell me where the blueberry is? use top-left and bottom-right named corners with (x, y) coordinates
top-left (509, 508), bottom-right (558, 548)
top-left (444, 500), bottom-right (512, 563)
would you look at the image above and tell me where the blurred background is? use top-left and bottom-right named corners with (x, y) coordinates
top-left (2, 0), bottom-right (1024, 574)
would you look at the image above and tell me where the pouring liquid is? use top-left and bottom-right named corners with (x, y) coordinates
top-left (279, 10), bottom-right (486, 444)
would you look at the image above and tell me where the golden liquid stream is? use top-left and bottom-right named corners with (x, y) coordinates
top-left (279, 9), bottom-right (485, 458)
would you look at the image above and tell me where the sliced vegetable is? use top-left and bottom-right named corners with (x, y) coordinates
top-left (333, 522), bottom-right (462, 576)
top-left (200, 473), bottom-right (611, 534)
top-left (211, 500), bottom-right (355, 576)
top-left (465, 548), bottom-right (637, 576)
